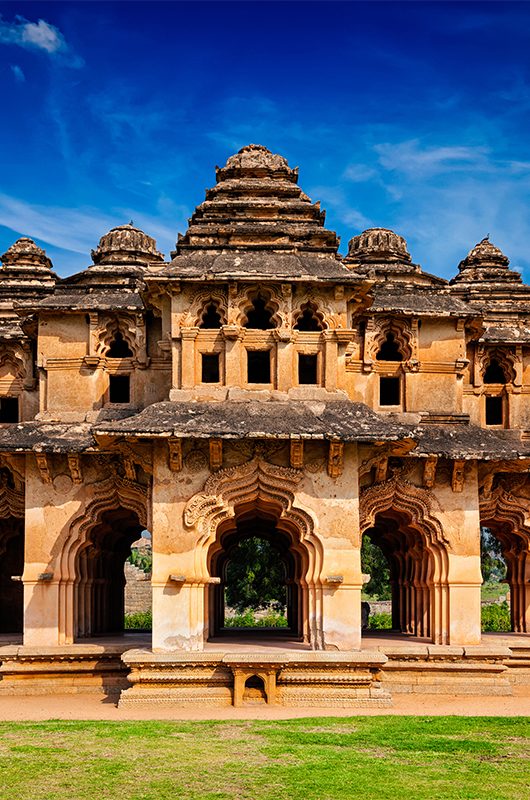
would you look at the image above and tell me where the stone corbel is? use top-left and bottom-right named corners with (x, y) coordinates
top-left (404, 359), bottom-right (421, 373)
top-left (374, 457), bottom-right (388, 484)
top-left (422, 456), bottom-right (438, 489)
top-left (290, 439), bottom-right (304, 469)
top-left (168, 439), bottom-right (183, 472)
top-left (327, 440), bottom-right (344, 479)
top-left (123, 456), bottom-right (137, 481)
top-left (454, 358), bottom-right (470, 377)
top-left (452, 460), bottom-right (465, 493)
top-left (67, 453), bottom-right (83, 484)
top-left (35, 453), bottom-right (52, 484)
top-left (221, 324), bottom-right (241, 341)
top-left (21, 342), bottom-right (37, 390)
top-left (273, 327), bottom-right (292, 343)
top-left (334, 285), bottom-right (344, 301)
top-left (209, 438), bottom-right (223, 471)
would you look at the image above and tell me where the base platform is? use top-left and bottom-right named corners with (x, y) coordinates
top-left (1, 634), bottom-right (529, 706)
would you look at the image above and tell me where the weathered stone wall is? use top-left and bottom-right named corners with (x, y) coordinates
top-left (124, 562), bottom-right (152, 615)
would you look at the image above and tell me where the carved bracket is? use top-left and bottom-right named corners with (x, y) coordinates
top-left (290, 439), bottom-right (304, 469)
top-left (328, 441), bottom-right (344, 479)
top-left (35, 453), bottom-right (52, 484)
top-left (168, 439), bottom-right (183, 472)
top-left (452, 460), bottom-right (465, 493)
top-left (209, 439), bottom-right (223, 471)
top-left (67, 454), bottom-right (83, 484)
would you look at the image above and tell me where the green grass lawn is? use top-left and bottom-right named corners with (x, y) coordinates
top-left (0, 718), bottom-right (529, 800)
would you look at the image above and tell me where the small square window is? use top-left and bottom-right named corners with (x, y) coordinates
top-left (202, 353), bottom-right (220, 383)
top-left (485, 396), bottom-right (503, 426)
top-left (247, 350), bottom-right (270, 384)
top-left (109, 375), bottom-right (130, 404)
top-left (298, 354), bottom-right (318, 385)
top-left (379, 376), bottom-right (401, 406)
top-left (0, 397), bottom-right (19, 422)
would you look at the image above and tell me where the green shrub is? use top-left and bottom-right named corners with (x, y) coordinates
top-left (127, 547), bottom-right (152, 573)
top-left (224, 610), bottom-right (288, 628)
top-left (481, 601), bottom-right (511, 632)
top-left (124, 610), bottom-right (152, 630)
top-left (369, 612), bottom-right (392, 630)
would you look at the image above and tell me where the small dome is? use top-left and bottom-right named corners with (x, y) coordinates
top-left (458, 236), bottom-right (509, 270)
top-left (347, 228), bottom-right (411, 264)
top-left (1, 237), bottom-right (52, 269)
top-left (224, 144), bottom-right (290, 171)
top-left (91, 223), bottom-right (164, 266)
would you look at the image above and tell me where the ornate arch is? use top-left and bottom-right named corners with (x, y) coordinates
top-left (365, 318), bottom-right (414, 363)
top-left (360, 477), bottom-right (450, 643)
top-left (95, 315), bottom-right (138, 358)
top-left (184, 457), bottom-right (325, 648)
top-left (238, 285), bottom-right (283, 329)
top-left (479, 347), bottom-right (517, 384)
top-left (480, 485), bottom-right (530, 535)
top-left (184, 457), bottom-right (322, 582)
top-left (55, 476), bottom-right (148, 643)
top-left (293, 300), bottom-right (327, 331)
top-left (360, 478), bottom-right (446, 545)
top-left (178, 289), bottom-right (228, 328)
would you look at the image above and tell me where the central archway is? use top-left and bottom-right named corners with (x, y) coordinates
top-left (184, 458), bottom-right (324, 649)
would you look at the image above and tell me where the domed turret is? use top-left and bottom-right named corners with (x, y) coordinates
top-left (346, 228), bottom-right (411, 265)
top-left (457, 236), bottom-right (510, 271)
top-left (217, 143), bottom-right (292, 178)
top-left (1, 237), bottom-right (52, 270)
top-left (91, 223), bottom-right (164, 266)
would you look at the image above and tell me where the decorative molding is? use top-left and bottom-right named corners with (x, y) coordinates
top-left (290, 439), bottom-right (304, 469)
top-left (67, 454), bottom-right (83, 484)
top-left (35, 453), bottom-right (52, 484)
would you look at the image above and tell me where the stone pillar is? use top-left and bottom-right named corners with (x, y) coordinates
top-left (222, 327), bottom-right (243, 387)
top-left (313, 443), bottom-right (362, 651)
top-left (275, 332), bottom-right (293, 392)
top-left (22, 456), bottom-right (82, 646)
top-left (180, 328), bottom-right (198, 388)
top-left (323, 331), bottom-right (338, 391)
top-left (151, 441), bottom-right (209, 651)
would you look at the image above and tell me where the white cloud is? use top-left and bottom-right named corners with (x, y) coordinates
top-left (0, 15), bottom-right (82, 66)
top-left (10, 64), bottom-right (25, 82)
top-left (375, 139), bottom-right (490, 178)
top-left (0, 193), bottom-right (177, 264)
top-left (342, 164), bottom-right (377, 183)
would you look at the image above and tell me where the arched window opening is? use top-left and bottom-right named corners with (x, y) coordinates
top-left (376, 332), bottom-right (403, 361)
top-left (209, 518), bottom-right (300, 639)
top-left (244, 296), bottom-right (275, 330)
top-left (200, 303), bottom-right (222, 329)
top-left (0, 518), bottom-right (24, 636)
top-left (483, 358), bottom-right (507, 384)
top-left (74, 509), bottom-right (150, 640)
top-left (294, 307), bottom-right (323, 332)
top-left (107, 331), bottom-right (133, 359)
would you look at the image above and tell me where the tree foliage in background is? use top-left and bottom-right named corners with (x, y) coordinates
top-left (481, 527), bottom-right (506, 583)
top-left (225, 536), bottom-right (287, 614)
top-left (361, 535), bottom-right (391, 599)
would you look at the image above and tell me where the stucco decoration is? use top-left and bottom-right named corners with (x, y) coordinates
top-left (364, 317), bottom-right (415, 363)
top-left (95, 314), bottom-right (139, 359)
top-left (359, 478), bottom-right (446, 544)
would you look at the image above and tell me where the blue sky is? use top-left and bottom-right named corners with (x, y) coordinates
top-left (1, 1), bottom-right (530, 280)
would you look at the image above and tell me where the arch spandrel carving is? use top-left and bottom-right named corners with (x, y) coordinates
top-left (359, 478), bottom-right (447, 546)
top-left (184, 457), bottom-right (323, 584)
top-left (364, 318), bottom-right (415, 365)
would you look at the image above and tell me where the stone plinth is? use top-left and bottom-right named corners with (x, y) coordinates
top-left (119, 649), bottom-right (391, 708)
top-left (378, 644), bottom-right (513, 695)
top-left (0, 644), bottom-right (130, 696)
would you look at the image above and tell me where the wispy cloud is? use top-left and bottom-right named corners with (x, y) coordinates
top-left (10, 64), bottom-right (25, 83)
top-left (375, 139), bottom-right (490, 178)
top-left (0, 193), bottom-right (177, 263)
top-left (0, 14), bottom-right (83, 67)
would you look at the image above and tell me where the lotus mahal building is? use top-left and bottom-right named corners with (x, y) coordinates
top-left (0, 144), bottom-right (529, 705)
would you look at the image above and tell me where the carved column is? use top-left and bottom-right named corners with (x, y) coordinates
top-left (323, 330), bottom-right (338, 390)
top-left (180, 328), bottom-right (199, 388)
